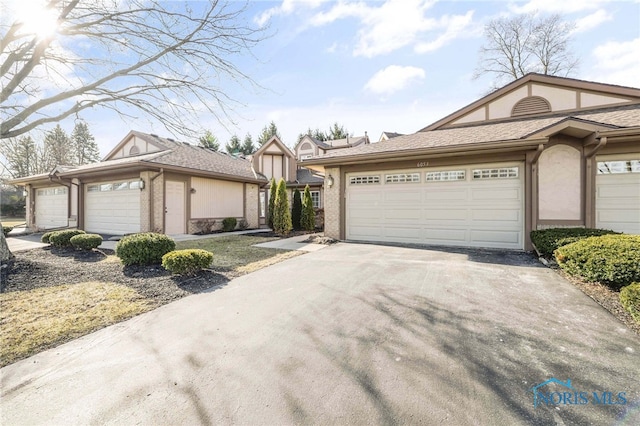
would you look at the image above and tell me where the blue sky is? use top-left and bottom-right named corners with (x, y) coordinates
top-left (17, 0), bottom-right (640, 155)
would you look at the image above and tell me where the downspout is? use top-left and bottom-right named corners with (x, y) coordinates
top-left (585, 135), bottom-right (607, 158)
top-left (584, 136), bottom-right (607, 228)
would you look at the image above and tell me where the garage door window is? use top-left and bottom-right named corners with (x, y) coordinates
top-left (88, 180), bottom-right (141, 192)
top-left (472, 167), bottom-right (518, 180)
top-left (597, 160), bottom-right (640, 174)
top-left (37, 187), bottom-right (67, 195)
top-left (426, 170), bottom-right (465, 182)
top-left (385, 173), bottom-right (420, 183)
top-left (350, 176), bottom-right (380, 185)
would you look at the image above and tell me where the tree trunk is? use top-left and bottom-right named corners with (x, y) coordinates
top-left (0, 221), bottom-right (15, 289)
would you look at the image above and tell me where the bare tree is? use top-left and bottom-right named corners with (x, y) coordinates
top-left (1, 0), bottom-right (265, 139)
top-left (0, 134), bottom-right (47, 178)
top-left (474, 13), bottom-right (578, 89)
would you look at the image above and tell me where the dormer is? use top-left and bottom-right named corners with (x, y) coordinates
top-left (295, 135), bottom-right (324, 160)
top-left (252, 136), bottom-right (297, 182)
top-left (103, 131), bottom-right (169, 160)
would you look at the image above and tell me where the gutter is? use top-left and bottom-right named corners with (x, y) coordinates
top-left (585, 136), bottom-right (607, 158)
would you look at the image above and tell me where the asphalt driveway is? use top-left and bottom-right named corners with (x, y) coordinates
top-left (1, 243), bottom-right (638, 425)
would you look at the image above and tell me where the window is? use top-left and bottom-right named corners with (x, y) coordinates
top-left (349, 175), bottom-right (380, 185)
top-left (597, 160), bottom-right (640, 174)
top-left (259, 191), bottom-right (266, 217)
top-left (37, 187), bottom-right (68, 195)
top-left (114, 182), bottom-right (129, 190)
top-left (385, 173), bottom-right (420, 183)
top-left (129, 180), bottom-right (141, 189)
top-left (425, 170), bottom-right (465, 182)
top-left (87, 185), bottom-right (100, 192)
top-left (472, 167), bottom-right (519, 180)
top-left (310, 191), bottom-right (320, 208)
top-left (300, 154), bottom-right (313, 160)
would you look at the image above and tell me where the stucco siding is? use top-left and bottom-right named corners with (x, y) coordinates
top-left (538, 144), bottom-right (581, 220)
top-left (191, 177), bottom-right (243, 218)
top-left (488, 86), bottom-right (528, 119)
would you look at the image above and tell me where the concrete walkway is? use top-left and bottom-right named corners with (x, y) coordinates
top-left (254, 233), bottom-right (329, 252)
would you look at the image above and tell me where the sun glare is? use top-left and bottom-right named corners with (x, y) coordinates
top-left (14, 1), bottom-right (59, 40)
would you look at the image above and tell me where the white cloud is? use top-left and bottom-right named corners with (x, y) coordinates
top-left (255, 0), bottom-right (328, 27)
top-left (509, 0), bottom-right (610, 14)
top-left (308, 0), bottom-right (475, 57)
top-left (572, 9), bottom-right (613, 33)
top-left (589, 37), bottom-right (640, 87)
top-left (364, 65), bottom-right (426, 95)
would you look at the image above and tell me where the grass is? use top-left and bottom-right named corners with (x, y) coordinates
top-left (1, 217), bottom-right (25, 227)
top-left (0, 281), bottom-right (154, 367)
top-left (175, 234), bottom-right (299, 272)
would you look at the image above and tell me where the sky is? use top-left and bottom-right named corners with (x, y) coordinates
top-left (6, 0), bottom-right (640, 156)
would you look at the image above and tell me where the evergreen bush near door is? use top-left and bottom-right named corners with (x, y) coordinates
top-left (292, 189), bottom-right (302, 230)
top-left (272, 178), bottom-right (292, 235)
top-left (268, 177), bottom-right (276, 229)
top-left (301, 185), bottom-right (315, 231)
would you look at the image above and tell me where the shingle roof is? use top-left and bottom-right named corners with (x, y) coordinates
top-left (294, 168), bottom-right (324, 185)
top-left (316, 104), bottom-right (640, 160)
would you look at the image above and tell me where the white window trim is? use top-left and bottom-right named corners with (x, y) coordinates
top-left (472, 167), bottom-right (519, 180)
top-left (349, 175), bottom-right (380, 185)
top-left (385, 173), bottom-right (420, 183)
top-left (425, 170), bottom-right (466, 182)
top-left (310, 190), bottom-right (321, 208)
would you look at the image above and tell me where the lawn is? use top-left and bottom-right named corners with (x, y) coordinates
top-left (1, 217), bottom-right (25, 227)
top-left (1, 234), bottom-right (302, 366)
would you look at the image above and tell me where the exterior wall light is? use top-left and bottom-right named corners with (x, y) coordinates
top-left (139, 180), bottom-right (145, 190)
top-left (190, 188), bottom-right (196, 194)
top-left (327, 175), bottom-right (334, 187)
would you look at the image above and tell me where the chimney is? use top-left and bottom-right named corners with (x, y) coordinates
top-left (365, 131), bottom-right (369, 144)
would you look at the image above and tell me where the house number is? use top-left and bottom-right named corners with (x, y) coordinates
top-left (417, 161), bottom-right (429, 167)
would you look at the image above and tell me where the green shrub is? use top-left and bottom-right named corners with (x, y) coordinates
top-left (115, 232), bottom-right (176, 266)
top-left (70, 233), bottom-right (103, 250)
top-left (268, 177), bottom-right (277, 229)
top-left (620, 283), bottom-right (640, 323)
top-left (301, 184), bottom-right (315, 232)
top-left (162, 249), bottom-right (213, 275)
top-left (272, 178), bottom-right (292, 235)
top-left (41, 231), bottom-right (55, 244)
top-left (530, 228), bottom-right (619, 257)
top-left (49, 229), bottom-right (86, 247)
top-left (2, 226), bottom-right (13, 237)
top-left (292, 189), bottom-right (302, 230)
top-left (238, 218), bottom-right (248, 230)
top-left (555, 235), bottom-right (640, 290)
top-left (222, 217), bottom-right (237, 232)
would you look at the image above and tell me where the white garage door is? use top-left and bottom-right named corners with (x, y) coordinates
top-left (596, 156), bottom-right (640, 234)
top-left (346, 163), bottom-right (524, 249)
top-left (35, 186), bottom-right (68, 229)
top-left (85, 180), bottom-right (141, 234)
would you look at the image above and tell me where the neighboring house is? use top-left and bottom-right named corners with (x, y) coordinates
top-left (303, 74), bottom-right (640, 250)
top-left (251, 136), bottom-right (324, 226)
top-left (295, 134), bottom-right (370, 160)
top-left (379, 131), bottom-right (404, 142)
top-left (11, 131), bottom-right (266, 235)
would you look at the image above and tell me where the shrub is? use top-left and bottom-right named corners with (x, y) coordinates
top-left (49, 229), bottom-right (86, 247)
top-left (41, 231), bottom-right (55, 244)
top-left (116, 232), bottom-right (176, 266)
top-left (272, 178), bottom-right (292, 235)
top-left (292, 189), bottom-right (302, 230)
top-left (620, 283), bottom-right (640, 323)
top-left (222, 217), bottom-right (237, 232)
top-left (70, 233), bottom-right (103, 250)
top-left (162, 249), bottom-right (213, 275)
top-left (2, 226), bottom-right (13, 237)
top-left (301, 185), bottom-right (315, 232)
top-left (268, 177), bottom-right (277, 229)
top-left (530, 228), bottom-right (619, 257)
top-left (555, 235), bottom-right (640, 290)
top-left (238, 218), bottom-right (248, 230)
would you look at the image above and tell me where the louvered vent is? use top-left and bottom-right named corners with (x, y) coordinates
top-left (511, 96), bottom-right (551, 117)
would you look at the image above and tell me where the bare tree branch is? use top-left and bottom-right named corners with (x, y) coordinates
top-left (1, 0), bottom-right (267, 139)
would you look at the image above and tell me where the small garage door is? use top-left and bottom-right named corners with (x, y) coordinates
top-left (35, 186), bottom-right (68, 229)
top-left (85, 180), bottom-right (141, 234)
top-left (346, 163), bottom-right (524, 249)
top-left (596, 156), bottom-right (640, 234)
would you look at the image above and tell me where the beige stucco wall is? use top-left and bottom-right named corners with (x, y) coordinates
top-left (580, 92), bottom-right (629, 108)
top-left (191, 177), bottom-right (243, 218)
top-left (538, 144), bottom-right (581, 220)
top-left (323, 167), bottom-right (341, 239)
top-left (488, 86), bottom-right (528, 119)
top-left (139, 171), bottom-right (152, 232)
top-left (452, 108), bottom-right (486, 125)
top-left (531, 84), bottom-right (576, 111)
top-left (245, 184), bottom-right (259, 228)
top-left (111, 135), bottom-right (161, 159)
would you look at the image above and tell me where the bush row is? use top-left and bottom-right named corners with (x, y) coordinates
top-left (3, 226), bottom-right (13, 237)
top-left (530, 227), bottom-right (619, 258)
top-left (40, 229), bottom-right (103, 250)
top-left (620, 283), bottom-right (640, 322)
top-left (162, 249), bottom-right (213, 275)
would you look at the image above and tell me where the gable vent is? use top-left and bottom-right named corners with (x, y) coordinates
top-left (511, 96), bottom-right (551, 117)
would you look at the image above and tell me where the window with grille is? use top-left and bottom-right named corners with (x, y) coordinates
top-left (597, 160), bottom-right (640, 174)
top-left (349, 176), bottom-right (380, 185)
top-left (425, 170), bottom-right (466, 182)
top-left (385, 173), bottom-right (420, 183)
top-left (472, 167), bottom-right (519, 180)
top-left (310, 191), bottom-right (321, 208)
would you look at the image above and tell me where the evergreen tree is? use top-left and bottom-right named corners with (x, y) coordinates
top-left (297, 127), bottom-right (328, 143)
top-left (328, 122), bottom-right (348, 140)
top-left (43, 124), bottom-right (72, 169)
top-left (241, 133), bottom-right (255, 155)
top-left (291, 189), bottom-right (302, 230)
top-left (268, 177), bottom-right (277, 229)
top-left (0, 135), bottom-right (43, 178)
top-left (301, 184), bottom-right (316, 231)
top-left (72, 121), bottom-right (100, 165)
top-left (225, 134), bottom-right (241, 155)
top-left (198, 130), bottom-right (219, 151)
top-left (258, 120), bottom-right (281, 145)
top-left (272, 178), bottom-right (292, 235)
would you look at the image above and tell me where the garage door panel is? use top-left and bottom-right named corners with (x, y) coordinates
top-left (35, 187), bottom-right (68, 229)
top-left (85, 181), bottom-right (141, 234)
top-left (595, 159), bottom-right (640, 235)
top-left (347, 163), bottom-right (524, 249)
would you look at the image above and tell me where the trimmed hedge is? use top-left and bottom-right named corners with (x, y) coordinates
top-left (41, 231), bottom-right (55, 244)
top-left (3, 226), bottom-right (13, 237)
top-left (620, 283), bottom-right (640, 323)
top-left (49, 230), bottom-right (86, 248)
top-left (222, 217), bottom-right (237, 232)
top-left (555, 235), bottom-right (640, 290)
top-left (115, 233), bottom-right (176, 266)
top-left (530, 227), bottom-right (619, 257)
top-left (162, 249), bottom-right (213, 275)
top-left (70, 233), bottom-right (103, 250)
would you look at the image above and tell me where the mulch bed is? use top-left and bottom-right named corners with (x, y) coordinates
top-left (2, 247), bottom-right (231, 304)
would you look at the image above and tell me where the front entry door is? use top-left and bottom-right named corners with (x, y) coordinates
top-left (165, 181), bottom-right (186, 234)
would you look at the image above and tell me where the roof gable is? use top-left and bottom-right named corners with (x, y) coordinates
top-left (422, 74), bottom-right (640, 131)
top-left (103, 131), bottom-right (171, 161)
top-left (253, 135), bottom-right (295, 159)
